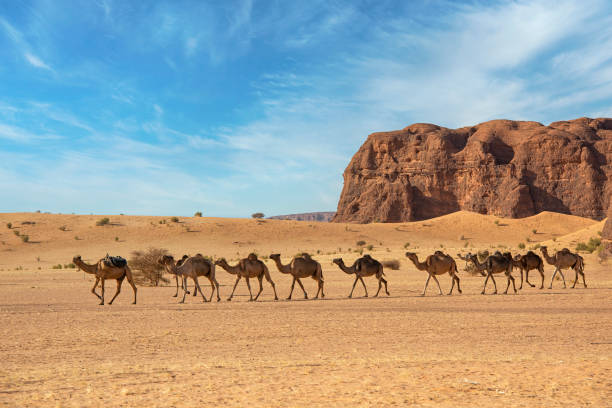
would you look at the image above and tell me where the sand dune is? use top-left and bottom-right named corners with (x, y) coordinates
top-left (0, 211), bottom-right (610, 407)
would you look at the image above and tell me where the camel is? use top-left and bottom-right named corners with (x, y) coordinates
top-left (332, 255), bottom-right (389, 298)
top-left (539, 246), bottom-right (586, 289)
top-left (158, 254), bottom-right (220, 303)
top-left (167, 254), bottom-right (189, 297)
top-left (73, 255), bottom-right (137, 305)
top-left (405, 251), bottom-right (461, 296)
top-left (269, 253), bottom-right (324, 300)
top-left (215, 254), bottom-right (278, 301)
top-left (467, 251), bottom-right (516, 294)
top-left (511, 251), bottom-right (545, 289)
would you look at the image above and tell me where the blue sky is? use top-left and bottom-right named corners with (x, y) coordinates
top-left (1, 0), bottom-right (611, 217)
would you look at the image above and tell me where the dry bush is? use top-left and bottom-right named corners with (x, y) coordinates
top-left (130, 247), bottom-right (171, 286)
top-left (96, 217), bottom-right (110, 226)
top-left (382, 259), bottom-right (400, 270)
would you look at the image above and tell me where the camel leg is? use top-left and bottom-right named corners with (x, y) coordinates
top-left (374, 277), bottom-right (382, 297)
top-left (580, 271), bottom-right (587, 288)
top-left (548, 268), bottom-right (558, 289)
top-left (173, 275), bottom-right (179, 297)
top-left (287, 277), bottom-right (296, 300)
top-left (263, 269), bottom-right (278, 301)
top-left (525, 269), bottom-right (535, 288)
top-left (207, 277), bottom-right (216, 302)
top-left (91, 277), bottom-right (101, 300)
top-left (108, 277), bottom-right (124, 305)
top-left (296, 278), bottom-right (308, 299)
top-left (193, 281), bottom-right (198, 296)
top-left (432, 275), bottom-right (442, 296)
top-left (245, 277), bottom-right (254, 301)
top-left (504, 273), bottom-right (516, 294)
top-left (538, 266), bottom-right (545, 289)
top-left (381, 277), bottom-right (389, 296)
top-left (253, 276), bottom-right (264, 301)
top-left (359, 276), bottom-right (368, 297)
top-left (228, 276), bottom-right (241, 301)
top-left (454, 275), bottom-right (462, 294)
top-left (348, 276), bottom-right (360, 298)
top-left (448, 274), bottom-right (455, 295)
top-left (490, 274), bottom-right (498, 294)
top-left (480, 273), bottom-right (491, 295)
top-left (99, 278), bottom-right (105, 305)
top-left (180, 277), bottom-right (188, 303)
top-left (557, 269), bottom-right (567, 288)
top-left (316, 279), bottom-right (324, 299)
top-left (193, 277), bottom-right (207, 303)
top-left (422, 274), bottom-right (432, 296)
top-left (519, 267), bottom-right (524, 290)
top-left (213, 277), bottom-right (221, 301)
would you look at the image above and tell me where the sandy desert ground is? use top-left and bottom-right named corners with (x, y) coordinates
top-left (0, 211), bottom-right (610, 407)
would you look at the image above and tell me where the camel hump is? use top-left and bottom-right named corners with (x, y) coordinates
top-left (301, 253), bottom-right (312, 260)
top-left (561, 248), bottom-right (570, 253)
top-left (247, 253), bottom-right (258, 261)
top-left (103, 254), bottom-right (127, 268)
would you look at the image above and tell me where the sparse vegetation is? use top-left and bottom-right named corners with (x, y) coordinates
top-left (459, 234), bottom-right (465, 240)
top-left (356, 240), bottom-right (366, 247)
top-left (576, 237), bottom-right (602, 253)
top-left (494, 220), bottom-right (500, 226)
top-left (170, 216), bottom-right (179, 223)
top-left (13, 230), bottom-right (20, 236)
top-left (532, 229), bottom-right (537, 234)
top-left (74, 236), bottom-right (80, 240)
top-left (251, 212), bottom-right (264, 219)
top-left (403, 242), bottom-right (410, 249)
top-left (382, 259), bottom-right (400, 270)
top-left (526, 237), bottom-right (531, 242)
top-left (52, 264), bottom-right (62, 269)
top-left (159, 219), bottom-right (166, 224)
top-left (366, 244), bottom-right (374, 250)
top-left (6, 222), bottom-right (11, 229)
top-left (194, 211), bottom-right (202, 217)
top-left (518, 242), bottom-right (526, 249)
top-left (130, 247), bottom-right (171, 286)
top-left (115, 237), bottom-right (119, 241)
top-left (96, 217), bottom-right (110, 226)
top-left (20, 235), bottom-right (29, 243)
top-left (64, 263), bottom-right (76, 269)
top-left (59, 225), bottom-right (67, 231)
top-left (552, 237), bottom-right (557, 242)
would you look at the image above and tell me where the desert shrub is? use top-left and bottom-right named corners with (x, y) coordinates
top-left (459, 235), bottom-right (465, 240)
top-left (130, 247), bottom-right (171, 286)
top-left (159, 219), bottom-right (166, 224)
top-left (494, 220), bottom-right (500, 225)
top-left (59, 225), bottom-right (67, 231)
top-left (170, 217), bottom-right (179, 223)
top-left (251, 212), bottom-right (264, 219)
top-left (552, 237), bottom-right (557, 242)
top-left (6, 222), bottom-right (11, 229)
top-left (526, 237), bottom-right (531, 242)
top-left (576, 237), bottom-right (602, 253)
top-left (518, 242), bottom-right (526, 249)
top-left (366, 244), bottom-right (374, 250)
top-left (115, 237), bottom-right (119, 241)
top-left (358, 249), bottom-right (363, 255)
top-left (194, 211), bottom-right (202, 217)
top-left (532, 229), bottom-right (537, 234)
top-left (74, 236), bottom-right (80, 240)
top-left (52, 264), bottom-right (62, 269)
top-left (356, 240), bottom-right (366, 246)
top-left (13, 230), bottom-right (20, 236)
top-left (464, 241), bottom-right (469, 248)
top-left (382, 259), bottom-right (400, 270)
top-left (96, 217), bottom-right (110, 226)
top-left (20, 235), bottom-right (29, 243)
top-left (21, 221), bottom-right (35, 225)
top-left (64, 263), bottom-right (76, 269)
top-left (403, 242), bottom-right (410, 249)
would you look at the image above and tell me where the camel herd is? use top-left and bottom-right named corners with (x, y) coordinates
top-left (72, 245), bottom-right (587, 305)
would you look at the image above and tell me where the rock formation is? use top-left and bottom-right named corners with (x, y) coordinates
top-left (333, 118), bottom-right (612, 223)
top-left (268, 212), bottom-right (335, 222)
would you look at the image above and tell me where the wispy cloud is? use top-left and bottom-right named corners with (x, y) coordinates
top-left (24, 52), bottom-right (51, 70)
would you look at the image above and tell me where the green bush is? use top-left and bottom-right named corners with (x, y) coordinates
top-left (52, 264), bottom-right (62, 269)
top-left (576, 237), bottom-right (601, 253)
top-left (21, 235), bottom-right (29, 243)
top-left (170, 217), bottom-right (179, 223)
top-left (96, 217), bottom-right (110, 226)
top-left (251, 212), bottom-right (264, 219)
top-left (6, 222), bottom-right (11, 229)
top-left (194, 211), bottom-right (202, 217)
top-left (518, 242), bottom-right (526, 249)
top-left (403, 242), bottom-right (410, 249)
top-left (366, 244), bottom-right (374, 250)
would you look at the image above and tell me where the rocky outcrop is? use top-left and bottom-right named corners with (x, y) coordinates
top-left (333, 118), bottom-right (612, 223)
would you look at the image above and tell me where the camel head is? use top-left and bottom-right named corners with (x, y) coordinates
top-left (214, 258), bottom-right (227, 266)
top-left (72, 255), bottom-right (82, 263)
top-left (157, 254), bottom-right (175, 266)
top-left (332, 258), bottom-right (343, 266)
top-left (404, 252), bottom-right (416, 259)
top-left (539, 246), bottom-right (547, 253)
top-left (269, 253), bottom-right (281, 261)
top-left (513, 253), bottom-right (522, 261)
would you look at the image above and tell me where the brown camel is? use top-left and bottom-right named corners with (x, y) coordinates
top-left (167, 254), bottom-right (190, 297)
top-left (405, 251), bottom-right (461, 296)
top-left (512, 251), bottom-right (545, 289)
top-left (73, 255), bottom-right (137, 305)
top-left (539, 246), bottom-right (586, 289)
top-left (215, 254), bottom-right (278, 301)
top-left (269, 253), bottom-right (324, 300)
top-left (332, 255), bottom-right (389, 298)
top-left (467, 251), bottom-right (516, 294)
top-left (158, 254), bottom-right (220, 303)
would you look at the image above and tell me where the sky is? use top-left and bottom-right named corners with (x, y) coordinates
top-left (1, 0), bottom-right (611, 217)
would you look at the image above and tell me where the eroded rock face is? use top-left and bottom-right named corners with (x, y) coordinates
top-left (333, 118), bottom-right (612, 223)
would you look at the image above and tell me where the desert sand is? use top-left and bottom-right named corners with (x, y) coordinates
top-left (0, 211), bottom-right (610, 407)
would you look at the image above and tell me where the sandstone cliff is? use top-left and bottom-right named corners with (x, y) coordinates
top-left (333, 118), bottom-right (612, 223)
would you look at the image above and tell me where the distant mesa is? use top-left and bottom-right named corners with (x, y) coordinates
top-left (333, 117), bottom-right (612, 223)
top-left (268, 212), bottom-right (336, 222)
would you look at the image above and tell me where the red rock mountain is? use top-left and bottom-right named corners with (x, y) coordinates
top-left (333, 118), bottom-right (612, 223)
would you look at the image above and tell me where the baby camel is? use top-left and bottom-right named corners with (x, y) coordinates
top-left (269, 253), bottom-right (324, 300)
top-left (332, 255), bottom-right (389, 298)
top-left (73, 255), bottom-right (137, 305)
top-left (158, 254), bottom-right (220, 303)
top-left (405, 251), bottom-right (461, 296)
top-left (215, 254), bottom-right (278, 301)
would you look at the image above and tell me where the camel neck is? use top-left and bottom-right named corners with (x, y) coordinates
top-left (408, 256), bottom-right (427, 271)
top-left (337, 261), bottom-right (355, 275)
top-left (75, 259), bottom-right (97, 274)
top-left (271, 258), bottom-right (291, 274)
